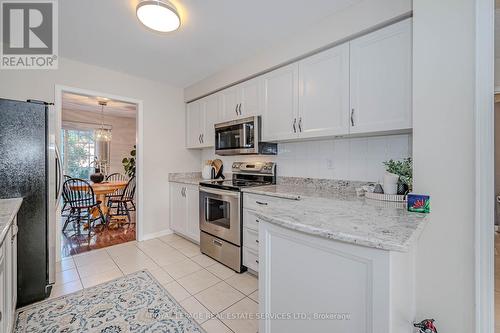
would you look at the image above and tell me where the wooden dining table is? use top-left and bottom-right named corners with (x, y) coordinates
top-left (70, 180), bottom-right (128, 215)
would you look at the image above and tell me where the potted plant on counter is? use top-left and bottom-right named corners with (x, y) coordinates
top-left (383, 157), bottom-right (412, 195)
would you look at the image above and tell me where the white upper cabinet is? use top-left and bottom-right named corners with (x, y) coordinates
top-left (349, 19), bottom-right (412, 134)
top-left (220, 78), bottom-right (263, 120)
top-left (186, 101), bottom-right (203, 148)
top-left (261, 63), bottom-right (299, 141)
top-left (239, 77), bottom-right (263, 117)
top-left (298, 43), bottom-right (350, 138)
top-left (186, 20), bottom-right (412, 147)
top-left (203, 94), bottom-right (220, 147)
top-left (220, 86), bottom-right (240, 120)
top-left (186, 94), bottom-right (221, 148)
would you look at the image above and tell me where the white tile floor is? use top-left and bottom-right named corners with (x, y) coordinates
top-left (54, 233), bottom-right (259, 333)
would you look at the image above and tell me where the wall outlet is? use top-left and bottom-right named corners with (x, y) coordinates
top-left (326, 159), bottom-right (334, 170)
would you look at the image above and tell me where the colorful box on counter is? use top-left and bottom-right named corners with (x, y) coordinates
top-left (407, 194), bottom-right (430, 213)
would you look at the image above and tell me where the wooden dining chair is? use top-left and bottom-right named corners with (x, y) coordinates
top-left (61, 175), bottom-right (74, 213)
top-left (105, 173), bottom-right (128, 200)
top-left (107, 176), bottom-right (136, 226)
top-left (62, 178), bottom-right (106, 242)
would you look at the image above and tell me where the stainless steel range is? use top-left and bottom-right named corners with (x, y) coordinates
top-left (199, 161), bottom-right (276, 272)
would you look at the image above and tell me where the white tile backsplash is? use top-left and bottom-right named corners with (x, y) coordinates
top-left (201, 134), bottom-right (412, 182)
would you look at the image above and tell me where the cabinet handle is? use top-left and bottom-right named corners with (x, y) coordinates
top-left (298, 117), bottom-right (302, 132)
top-left (213, 239), bottom-right (223, 247)
top-left (255, 259), bottom-right (259, 264)
top-left (235, 104), bottom-right (238, 116)
top-left (198, 134), bottom-right (201, 143)
top-left (238, 103), bottom-right (242, 115)
top-left (201, 134), bottom-right (204, 143)
top-left (255, 239), bottom-right (259, 243)
top-left (255, 219), bottom-right (260, 223)
top-left (292, 118), bottom-right (297, 133)
top-left (351, 108), bottom-right (355, 126)
top-left (256, 201), bottom-right (268, 206)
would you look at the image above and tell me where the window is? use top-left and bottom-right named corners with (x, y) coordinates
top-left (61, 128), bottom-right (96, 179)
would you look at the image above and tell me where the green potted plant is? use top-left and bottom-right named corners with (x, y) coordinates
top-left (122, 145), bottom-right (136, 178)
top-left (383, 157), bottom-right (412, 194)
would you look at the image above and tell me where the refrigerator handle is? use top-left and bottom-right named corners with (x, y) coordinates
top-left (55, 144), bottom-right (63, 204)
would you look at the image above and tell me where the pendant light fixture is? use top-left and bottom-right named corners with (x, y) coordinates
top-left (95, 101), bottom-right (112, 142)
top-left (136, 0), bottom-right (181, 32)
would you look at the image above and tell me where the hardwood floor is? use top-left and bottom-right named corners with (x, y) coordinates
top-left (61, 211), bottom-right (136, 258)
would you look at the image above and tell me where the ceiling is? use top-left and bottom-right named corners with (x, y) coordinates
top-left (59, 0), bottom-right (359, 88)
top-left (62, 92), bottom-right (137, 118)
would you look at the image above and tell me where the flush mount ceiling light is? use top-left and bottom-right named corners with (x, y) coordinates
top-left (136, 0), bottom-right (181, 32)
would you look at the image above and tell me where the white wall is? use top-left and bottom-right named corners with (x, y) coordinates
top-left (202, 134), bottom-right (411, 182)
top-left (413, 0), bottom-right (475, 332)
top-left (185, 0), bottom-right (411, 101)
top-left (62, 108), bottom-right (137, 175)
top-left (0, 57), bottom-right (201, 239)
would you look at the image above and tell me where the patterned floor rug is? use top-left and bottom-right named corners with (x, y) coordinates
top-left (14, 270), bottom-right (206, 333)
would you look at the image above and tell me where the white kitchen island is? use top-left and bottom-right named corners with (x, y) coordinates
top-left (242, 185), bottom-right (427, 333)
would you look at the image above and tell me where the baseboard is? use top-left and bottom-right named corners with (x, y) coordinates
top-left (140, 229), bottom-right (173, 241)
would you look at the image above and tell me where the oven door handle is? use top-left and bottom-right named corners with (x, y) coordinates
top-left (199, 187), bottom-right (240, 198)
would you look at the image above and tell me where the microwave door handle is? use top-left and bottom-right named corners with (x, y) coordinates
top-left (242, 123), bottom-right (247, 148)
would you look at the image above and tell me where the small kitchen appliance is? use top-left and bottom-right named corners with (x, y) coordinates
top-left (199, 161), bottom-right (276, 272)
top-left (202, 161), bottom-right (214, 180)
top-left (214, 116), bottom-right (277, 156)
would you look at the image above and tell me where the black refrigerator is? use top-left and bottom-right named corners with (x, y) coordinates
top-left (0, 98), bottom-right (58, 306)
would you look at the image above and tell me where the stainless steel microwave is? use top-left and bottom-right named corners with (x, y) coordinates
top-left (214, 116), bottom-right (277, 156)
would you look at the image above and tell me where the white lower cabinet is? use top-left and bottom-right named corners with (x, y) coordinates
top-left (1, 218), bottom-right (18, 333)
top-left (169, 183), bottom-right (200, 243)
top-left (243, 246), bottom-right (259, 272)
top-left (243, 209), bottom-right (260, 272)
top-left (243, 193), bottom-right (415, 333)
top-left (184, 186), bottom-right (200, 242)
top-left (258, 219), bottom-right (415, 333)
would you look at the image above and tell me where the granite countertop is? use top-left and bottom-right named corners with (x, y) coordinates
top-left (168, 172), bottom-right (204, 186)
top-left (242, 184), bottom-right (427, 252)
top-left (0, 198), bottom-right (23, 245)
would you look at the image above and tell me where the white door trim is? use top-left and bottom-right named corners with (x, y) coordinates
top-left (54, 85), bottom-right (144, 261)
top-left (475, 0), bottom-right (495, 332)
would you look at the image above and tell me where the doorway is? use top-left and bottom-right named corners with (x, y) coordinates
top-left (54, 86), bottom-right (143, 260)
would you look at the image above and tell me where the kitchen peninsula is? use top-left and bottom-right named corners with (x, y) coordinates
top-left (242, 183), bottom-right (427, 333)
